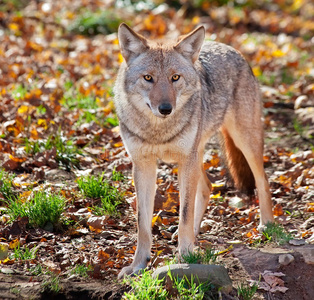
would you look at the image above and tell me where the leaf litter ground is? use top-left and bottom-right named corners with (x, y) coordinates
top-left (0, 1), bottom-right (313, 299)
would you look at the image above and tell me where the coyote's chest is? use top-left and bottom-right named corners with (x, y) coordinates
top-left (120, 113), bottom-right (200, 162)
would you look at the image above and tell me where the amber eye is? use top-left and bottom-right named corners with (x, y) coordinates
top-left (172, 74), bottom-right (180, 82)
top-left (144, 75), bottom-right (153, 82)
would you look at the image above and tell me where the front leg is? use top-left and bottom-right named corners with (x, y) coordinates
top-left (118, 159), bottom-right (157, 279)
top-left (194, 168), bottom-right (212, 237)
top-left (177, 154), bottom-right (202, 256)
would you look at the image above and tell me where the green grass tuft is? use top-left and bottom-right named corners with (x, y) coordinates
top-left (104, 115), bottom-right (119, 128)
top-left (123, 268), bottom-right (215, 300)
top-left (77, 172), bottom-right (124, 216)
top-left (62, 90), bottom-right (99, 110)
top-left (123, 269), bottom-right (168, 300)
top-left (263, 223), bottom-right (293, 245)
top-left (6, 191), bottom-right (66, 229)
top-left (181, 248), bottom-right (217, 265)
top-left (68, 10), bottom-right (122, 36)
top-left (24, 130), bottom-right (82, 170)
top-left (70, 264), bottom-right (93, 278)
top-left (11, 244), bottom-right (38, 261)
top-left (181, 250), bottom-right (203, 264)
top-left (41, 273), bottom-right (61, 294)
top-left (29, 264), bottom-right (44, 276)
top-left (168, 272), bottom-right (214, 300)
top-left (11, 84), bottom-right (28, 100)
top-left (111, 168), bottom-right (125, 182)
top-left (237, 281), bottom-right (259, 300)
top-left (0, 169), bottom-right (16, 200)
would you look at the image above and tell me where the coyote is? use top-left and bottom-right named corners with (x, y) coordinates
top-left (114, 23), bottom-right (274, 278)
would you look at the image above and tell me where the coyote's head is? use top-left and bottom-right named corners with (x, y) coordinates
top-left (117, 23), bottom-right (205, 118)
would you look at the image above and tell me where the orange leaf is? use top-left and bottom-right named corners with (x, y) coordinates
top-left (162, 193), bottom-right (179, 214)
top-left (9, 155), bottom-right (26, 163)
top-left (161, 216), bottom-right (177, 226)
top-left (105, 260), bottom-right (115, 268)
top-left (264, 101), bottom-right (274, 108)
top-left (204, 153), bottom-right (220, 169)
top-left (98, 249), bottom-right (110, 261)
top-left (89, 225), bottom-right (102, 233)
top-left (172, 167), bottom-right (178, 175)
top-left (19, 191), bottom-right (32, 201)
top-left (30, 128), bottom-right (39, 140)
top-left (247, 211), bottom-right (256, 223)
top-left (166, 182), bottom-right (179, 194)
top-left (273, 203), bottom-right (284, 216)
top-left (263, 155), bottom-right (270, 163)
top-left (306, 203), bottom-right (314, 213)
top-left (301, 231), bottom-right (310, 238)
top-left (117, 248), bottom-right (125, 258)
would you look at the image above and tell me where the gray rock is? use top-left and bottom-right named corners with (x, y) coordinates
top-left (1, 268), bottom-right (14, 274)
top-left (289, 239), bottom-right (306, 246)
top-left (0, 243), bottom-right (8, 260)
top-left (45, 169), bottom-right (74, 181)
top-left (229, 196), bottom-right (245, 209)
top-left (278, 254), bottom-right (295, 266)
top-left (295, 245), bottom-right (314, 265)
top-left (152, 263), bottom-right (232, 293)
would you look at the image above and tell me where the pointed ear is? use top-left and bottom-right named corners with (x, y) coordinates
top-left (118, 23), bottom-right (148, 63)
top-left (174, 26), bottom-right (205, 63)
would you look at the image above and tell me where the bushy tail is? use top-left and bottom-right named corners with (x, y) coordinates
top-left (220, 128), bottom-right (255, 195)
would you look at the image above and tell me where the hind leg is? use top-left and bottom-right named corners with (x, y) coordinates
top-left (194, 167), bottom-right (212, 237)
top-left (223, 118), bottom-right (274, 228)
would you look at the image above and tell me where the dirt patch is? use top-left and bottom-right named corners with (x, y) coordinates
top-left (0, 274), bottom-right (128, 300)
top-left (1, 244), bottom-right (313, 299)
top-left (225, 244), bottom-right (314, 300)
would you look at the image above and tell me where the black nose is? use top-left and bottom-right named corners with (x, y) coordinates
top-left (158, 103), bottom-right (172, 115)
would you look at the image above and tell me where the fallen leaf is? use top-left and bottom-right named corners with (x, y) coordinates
top-left (273, 203), bottom-right (284, 216)
top-left (9, 239), bottom-right (19, 250)
top-left (0, 243), bottom-right (8, 260)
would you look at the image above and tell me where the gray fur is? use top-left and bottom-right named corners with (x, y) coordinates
top-left (114, 41), bottom-right (258, 146)
top-left (114, 24), bottom-right (274, 278)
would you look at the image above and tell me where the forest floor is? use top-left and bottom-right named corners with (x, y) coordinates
top-left (0, 0), bottom-right (313, 299)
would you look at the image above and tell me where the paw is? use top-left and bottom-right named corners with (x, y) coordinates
top-left (257, 223), bottom-right (267, 233)
top-left (117, 258), bottom-right (150, 279)
top-left (178, 239), bottom-right (195, 258)
top-left (257, 220), bottom-right (275, 233)
top-left (118, 265), bottom-right (139, 279)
